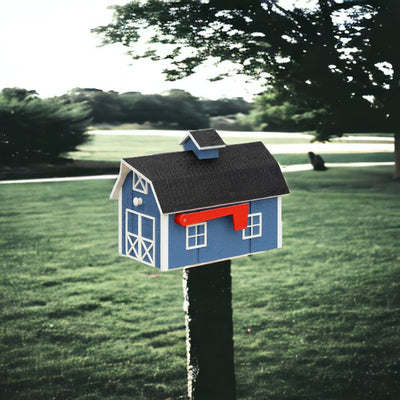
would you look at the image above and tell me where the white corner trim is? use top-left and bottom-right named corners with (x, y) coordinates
top-left (178, 132), bottom-right (191, 145)
top-left (160, 214), bottom-right (169, 271)
top-left (109, 160), bottom-right (132, 200)
top-left (178, 132), bottom-right (225, 150)
top-left (110, 160), bottom-right (151, 200)
top-left (118, 191), bottom-right (123, 254)
top-left (277, 196), bottom-right (283, 248)
top-left (110, 161), bottom-right (165, 216)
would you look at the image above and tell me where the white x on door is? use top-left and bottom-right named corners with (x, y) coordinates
top-left (125, 209), bottom-right (155, 266)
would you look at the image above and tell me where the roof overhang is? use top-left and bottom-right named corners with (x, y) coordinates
top-left (109, 159), bottom-right (134, 200)
top-left (179, 131), bottom-right (226, 151)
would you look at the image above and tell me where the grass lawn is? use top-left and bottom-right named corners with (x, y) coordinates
top-left (68, 133), bottom-right (394, 165)
top-left (69, 133), bottom-right (311, 162)
top-left (1, 166), bottom-right (399, 399)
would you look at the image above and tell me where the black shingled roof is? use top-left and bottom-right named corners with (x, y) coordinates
top-left (185, 128), bottom-right (226, 149)
top-left (123, 141), bottom-right (289, 214)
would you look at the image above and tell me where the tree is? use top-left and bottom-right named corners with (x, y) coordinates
top-left (94, 0), bottom-right (400, 178)
top-left (65, 88), bottom-right (209, 129)
top-left (348, 0), bottom-right (400, 179)
top-left (119, 89), bottom-right (210, 128)
top-left (0, 88), bottom-right (91, 164)
top-left (249, 89), bottom-right (318, 132)
top-left (66, 88), bottom-right (125, 123)
top-left (201, 97), bottom-right (252, 117)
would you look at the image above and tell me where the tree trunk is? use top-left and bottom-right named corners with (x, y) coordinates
top-left (394, 132), bottom-right (400, 180)
top-left (183, 261), bottom-right (236, 400)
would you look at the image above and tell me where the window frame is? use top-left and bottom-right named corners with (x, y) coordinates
top-left (186, 222), bottom-right (207, 250)
top-left (242, 212), bottom-right (262, 240)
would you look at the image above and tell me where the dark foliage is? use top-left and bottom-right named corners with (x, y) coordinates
top-left (65, 88), bottom-right (210, 129)
top-left (201, 97), bottom-right (252, 117)
top-left (65, 88), bottom-right (252, 129)
top-left (0, 88), bottom-right (91, 164)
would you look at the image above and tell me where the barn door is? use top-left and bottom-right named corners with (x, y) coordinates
top-left (125, 209), bottom-right (155, 266)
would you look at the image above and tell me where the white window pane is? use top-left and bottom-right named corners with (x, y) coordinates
top-left (188, 236), bottom-right (197, 248)
top-left (188, 226), bottom-right (196, 237)
top-left (197, 224), bottom-right (204, 235)
top-left (242, 212), bottom-right (262, 239)
top-left (186, 222), bottom-right (207, 249)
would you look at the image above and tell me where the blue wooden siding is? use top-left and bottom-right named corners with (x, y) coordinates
top-left (167, 197), bottom-right (279, 269)
top-left (183, 139), bottom-right (220, 159)
top-left (121, 171), bottom-right (161, 268)
top-left (168, 213), bottom-right (198, 268)
top-left (250, 197), bottom-right (278, 253)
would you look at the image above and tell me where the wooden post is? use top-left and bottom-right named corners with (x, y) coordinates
top-left (183, 260), bottom-right (236, 400)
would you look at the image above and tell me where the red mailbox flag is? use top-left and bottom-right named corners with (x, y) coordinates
top-left (174, 203), bottom-right (249, 231)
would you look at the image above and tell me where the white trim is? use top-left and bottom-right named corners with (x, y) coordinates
top-left (125, 209), bottom-right (156, 266)
top-left (178, 132), bottom-right (226, 150)
top-left (160, 214), bottom-right (169, 271)
top-left (132, 172), bottom-right (148, 194)
top-left (178, 132), bottom-right (191, 145)
top-left (118, 191), bottom-right (123, 254)
top-left (242, 213), bottom-right (262, 240)
top-left (186, 222), bottom-right (207, 250)
top-left (277, 196), bottom-right (283, 248)
top-left (164, 193), bottom-right (289, 216)
top-left (110, 162), bottom-right (166, 217)
top-left (110, 161), bottom-right (150, 200)
top-left (147, 180), bottom-right (165, 215)
top-left (110, 160), bottom-right (132, 200)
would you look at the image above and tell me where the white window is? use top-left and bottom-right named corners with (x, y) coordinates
top-left (242, 213), bottom-right (262, 239)
top-left (132, 172), bottom-right (148, 194)
top-left (186, 223), bottom-right (207, 250)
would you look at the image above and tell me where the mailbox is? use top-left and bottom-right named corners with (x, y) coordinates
top-left (110, 129), bottom-right (289, 270)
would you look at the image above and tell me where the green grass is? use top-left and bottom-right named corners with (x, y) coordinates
top-left (69, 133), bottom-right (311, 162)
top-left (71, 134), bottom-right (183, 161)
top-left (1, 167), bottom-right (400, 399)
top-left (275, 152), bottom-right (394, 166)
top-left (68, 133), bottom-right (394, 166)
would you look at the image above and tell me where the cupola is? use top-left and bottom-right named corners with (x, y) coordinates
top-left (179, 129), bottom-right (226, 160)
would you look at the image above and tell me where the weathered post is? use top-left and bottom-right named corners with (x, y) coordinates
top-left (183, 261), bottom-right (236, 400)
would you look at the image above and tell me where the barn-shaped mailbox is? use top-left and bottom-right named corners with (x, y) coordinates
top-left (110, 129), bottom-right (289, 270)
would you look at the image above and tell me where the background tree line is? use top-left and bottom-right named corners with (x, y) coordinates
top-left (0, 87), bottom-right (255, 165)
top-left (1, 78), bottom-right (391, 165)
top-left (3, 83), bottom-right (325, 165)
top-left (63, 87), bottom-right (252, 129)
top-left (64, 87), bottom-right (327, 132)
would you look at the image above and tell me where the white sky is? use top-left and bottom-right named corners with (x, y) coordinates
top-left (0, 0), bottom-right (264, 100)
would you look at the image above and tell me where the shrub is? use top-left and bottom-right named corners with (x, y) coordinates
top-left (0, 88), bottom-right (91, 164)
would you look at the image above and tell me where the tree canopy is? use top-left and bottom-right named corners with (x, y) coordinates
top-left (64, 88), bottom-right (253, 129)
top-left (0, 88), bottom-right (91, 164)
top-left (94, 0), bottom-right (400, 177)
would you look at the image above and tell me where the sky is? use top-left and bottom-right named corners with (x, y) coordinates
top-left (0, 0), bottom-right (265, 100)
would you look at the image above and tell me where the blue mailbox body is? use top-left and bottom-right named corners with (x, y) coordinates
top-left (110, 129), bottom-right (289, 270)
